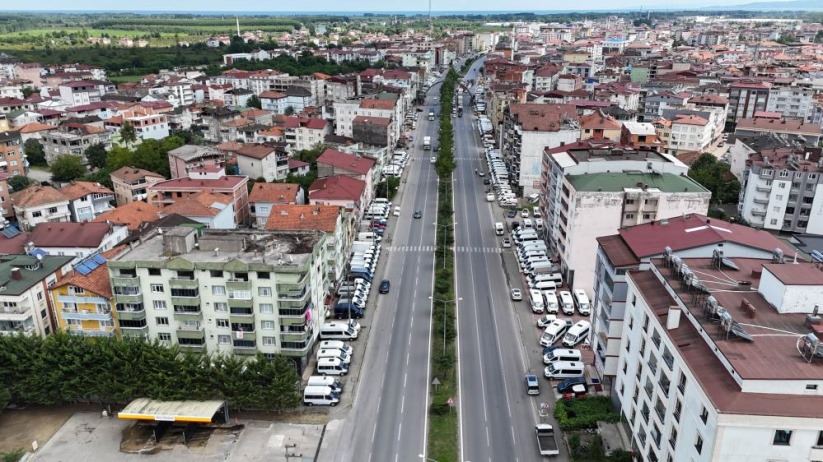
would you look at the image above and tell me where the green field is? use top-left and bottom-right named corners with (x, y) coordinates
top-left (0, 28), bottom-right (177, 39)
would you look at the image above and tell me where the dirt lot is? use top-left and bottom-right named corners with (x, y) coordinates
top-left (0, 404), bottom-right (97, 453)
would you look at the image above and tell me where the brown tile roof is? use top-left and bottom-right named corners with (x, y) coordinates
top-left (14, 122), bottom-right (55, 134)
top-left (93, 201), bottom-right (164, 231)
top-left (52, 246), bottom-right (129, 298)
top-left (259, 91), bottom-right (286, 99)
top-left (264, 204), bottom-right (339, 233)
top-left (359, 98), bottom-right (395, 111)
top-left (352, 115), bottom-right (392, 127)
top-left (215, 141), bottom-right (244, 152)
top-left (579, 111), bottom-right (621, 130)
top-left (163, 191), bottom-right (233, 218)
top-left (10, 185), bottom-right (68, 208)
top-left (316, 148), bottom-right (375, 175)
top-left (30, 222), bottom-right (114, 248)
top-left (236, 144), bottom-right (276, 160)
top-left (736, 117), bottom-right (822, 136)
top-left (249, 182), bottom-right (300, 204)
top-left (110, 166), bottom-right (164, 183)
top-left (58, 181), bottom-right (113, 201)
top-left (508, 103), bottom-right (578, 132)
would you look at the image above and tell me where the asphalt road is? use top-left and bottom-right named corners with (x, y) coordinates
top-left (453, 59), bottom-right (545, 462)
top-left (322, 81), bottom-right (442, 462)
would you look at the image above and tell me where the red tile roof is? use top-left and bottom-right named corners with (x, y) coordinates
top-left (617, 215), bottom-right (794, 259)
top-left (163, 191), bottom-right (232, 217)
top-left (58, 181), bottom-right (113, 201)
top-left (316, 148), bottom-right (375, 175)
top-left (249, 182), bottom-right (300, 204)
top-left (93, 201), bottom-right (164, 231)
top-left (236, 144), bottom-right (276, 160)
top-left (359, 98), bottom-right (395, 111)
top-left (308, 175), bottom-right (366, 201)
top-left (10, 186), bottom-right (68, 208)
top-left (150, 176), bottom-right (247, 191)
top-left (264, 204), bottom-right (340, 232)
top-left (110, 166), bottom-right (164, 183)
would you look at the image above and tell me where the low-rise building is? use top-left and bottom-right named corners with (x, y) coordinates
top-left (106, 227), bottom-right (329, 369)
top-left (161, 191), bottom-right (235, 230)
top-left (235, 144), bottom-right (289, 183)
top-left (248, 182), bottom-right (303, 228)
top-left (39, 124), bottom-right (111, 165)
top-left (10, 185), bottom-right (71, 230)
top-left (93, 201), bottom-right (164, 233)
top-left (49, 251), bottom-right (119, 337)
top-left (110, 166), bottom-right (165, 206)
top-left (308, 175), bottom-right (367, 216)
top-left (148, 169), bottom-right (250, 226)
top-left (167, 144), bottom-right (225, 179)
top-left (29, 221), bottom-right (127, 264)
top-left (0, 254), bottom-right (73, 336)
top-left (0, 130), bottom-right (25, 177)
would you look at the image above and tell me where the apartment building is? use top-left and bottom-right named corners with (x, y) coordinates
top-left (49, 252), bottom-right (118, 337)
top-left (58, 81), bottom-right (102, 106)
top-left (0, 254), bottom-right (73, 336)
top-left (104, 110), bottom-right (170, 143)
top-left (110, 166), bottom-right (165, 206)
top-left (235, 144), bottom-right (290, 183)
top-left (0, 130), bottom-right (25, 176)
top-left (502, 103), bottom-right (580, 197)
top-left (739, 145), bottom-right (823, 234)
top-left (167, 145), bottom-right (225, 179)
top-left (148, 169), bottom-right (250, 226)
top-left (59, 181), bottom-right (115, 222)
top-left (734, 116), bottom-right (822, 147)
top-left (106, 227), bottom-right (329, 370)
top-left (616, 253), bottom-right (823, 462)
top-left (40, 125), bottom-right (111, 165)
top-left (662, 114), bottom-right (714, 156)
top-left (283, 116), bottom-right (330, 152)
top-left (541, 141), bottom-right (710, 293)
top-left (728, 80), bottom-right (771, 124)
top-left (591, 215), bottom-right (793, 389)
top-left (10, 186), bottom-right (71, 230)
top-left (766, 79), bottom-right (816, 122)
top-left (249, 182), bottom-right (303, 228)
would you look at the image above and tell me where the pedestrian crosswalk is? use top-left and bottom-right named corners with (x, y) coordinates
top-left (386, 245), bottom-right (502, 254)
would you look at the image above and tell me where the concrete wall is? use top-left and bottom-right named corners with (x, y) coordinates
top-left (759, 267), bottom-right (823, 314)
top-left (520, 129), bottom-right (578, 196)
top-left (713, 414), bottom-right (823, 462)
top-left (763, 179), bottom-right (791, 230)
top-left (806, 183), bottom-right (823, 235)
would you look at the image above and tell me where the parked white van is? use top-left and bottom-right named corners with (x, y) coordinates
top-left (317, 348), bottom-right (351, 364)
top-left (316, 357), bottom-right (349, 376)
top-left (562, 320), bottom-right (591, 347)
top-left (318, 341), bottom-right (353, 357)
top-left (533, 280), bottom-right (558, 292)
top-left (495, 222), bottom-right (505, 236)
top-left (543, 348), bottom-right (582, 365)
top-left (320, 322), bottom-right (359, 340)
top-left (540, 319), bottom-right (572, 347)
top-left (307, 376), bottom-right (343, 393)
top-left (523, 218), bottom-right (534, 229)
top-left (529, 289), bottom-right (545, 313)
top-left (558, 291), bottom-right (575, 315)
top-left (543, 361), bottom-right (585, 380)
top-left (303, 385), bottom-right (340, 406)
top-left (573, 289), bottom-right (591, 316)
top-left (542, 290), bottom-right (559, 314)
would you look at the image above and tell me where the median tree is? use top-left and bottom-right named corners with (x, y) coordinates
top-left (50, 155), bottom-right (88, 183)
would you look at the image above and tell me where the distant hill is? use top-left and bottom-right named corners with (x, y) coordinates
top-left (706, 0), bottom-right (823, 10)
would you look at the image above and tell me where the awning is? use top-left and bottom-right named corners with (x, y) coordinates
top-left (118, 398), bottom-right (226, 423)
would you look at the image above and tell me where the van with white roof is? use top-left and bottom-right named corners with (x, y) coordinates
top-left (573, 289), bottom-right (591, 316)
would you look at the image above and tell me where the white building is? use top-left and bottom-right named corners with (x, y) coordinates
top-left (616, 253), bottom-right (823, 462)
top-left (333, 100), bottom-right (361, 138)
top-left (107, 227), bottom-right (330, 370)
top-left (10, 186), bottom-right (71, 230)
top-left (662, 114), bottom-right (714, 156)
top-left (541, 141), bottom-right (710, 293)
top-left (29, 222), bottom-right (128, 264)
top-left (0, 255), bottom-right (73, 337)
top-left (502, 103), bottom-right (581, 197)
top-left (766, 79), bottom-right (816, 122)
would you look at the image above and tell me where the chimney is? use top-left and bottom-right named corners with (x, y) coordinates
top-left (10, 268), bottom-right (21, 280)
top-left (667, 306), bottom-right (681, 330)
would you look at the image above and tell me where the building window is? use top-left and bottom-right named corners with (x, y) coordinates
top-left (218, 335), bottom-right (230, 345)
top-left (212, 285), bottom-right (226, 296)
top-left (678, 373), bottom-right (687, 393)
top-left (216, 319), bottom-right (229, 328)
top-left (773, 430), bottom-right (792, 446)
top-left (770, 219), bottom-right (778, 225)
top-left (257, 271), bottom-right (270, 279)
top-left (48, 207), bottom-right (58, 213)
top-left (151, 284), bottom-right (164, 293)
top-left (210, 270), bottom-right (223, 278)
top-left (700, 406), bottom-right (709, 423)
top-left (158, 333), bottom-right (171, 341)
top-left (153, 300), bottom-right (167, 310)
top-left (262, 336), bottom-right (276, 346)
top-left (156, 317), bottom-right (169, 325)
top-left (259, 303), bottom-right (274, 313)
top-left (816, 431), bottom-right (823, 447)
top-left (626, 199), bottom-right (635, 204)
top-left (261, 320), bottom-right (275, 330)
top-left (625, 213), bottom-right (635, 219)
top-left (148, 268), bottom-right (161, 276)
top-left (807, 384), bottom-right (819, 391)
top-left (214, 302), bottom-right (228, 312)
top-left (695, 434), bottom-right (703, 454)
top-left (258, 287), bottom-right (272, 297)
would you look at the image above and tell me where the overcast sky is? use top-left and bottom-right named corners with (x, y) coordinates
top-left (0, 0), bottom-right (779, 12)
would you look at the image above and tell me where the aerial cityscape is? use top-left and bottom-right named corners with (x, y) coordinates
top-left (0, 2), bottom-right (821, 462)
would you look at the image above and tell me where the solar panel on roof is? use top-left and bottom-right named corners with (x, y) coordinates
top-left (77, 262), bottom-right (94, 273)
top-left (1, 227), bottom-right (20, 238)
top-left (75, 266), bottom-right (92, 276)
top-left (92, 254), bottom-right (107, 265)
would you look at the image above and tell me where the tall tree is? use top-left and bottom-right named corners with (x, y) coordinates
top-left (688, 153), bottom-right (740, 205)
top-left (119, 121), bottom-right (137, 147)
top-left (246, 95), bottom-right (262, 109)
top-left (7, 176), bottom-right (32, 193)
top-left (23, 139), bottom-right (46, 166)
top-left (50, 155), bottom-right (88, 183)
top-left (84, 143), bottom-right (108, 170)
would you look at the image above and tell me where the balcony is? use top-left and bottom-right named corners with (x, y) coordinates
top-left (111, 276), bottom-right (139, 286)
top-left (68, 325), bottom-right (115, 337)
top-left (113, 292), bottom-right (143, 304)
top-left (278, 287), bottom-right (309, 302)
top-left (755, 184), bottom-right (771, 192)
top-left (169, 278), bottom-right (198, 290)
top-left (115, 303), bottom-right (146, 321)
top-left (226, 280), bottom-right (251, 291)
top-left (227, 297), bottom-right (253, 309)
top-left (0, 321), bottom-right (35, 336)
top-left (176, 327), bottom-right (205, 340)
top-left (178, 339), bottom-right (206, 352)
top-left (232, 339), bottom-right (257, 352)
top-left (750, 209), bottom-right (766, 217)
top-left (119, 325), bottom-right (148, 337)
top-left (173, 306), bottom-right (202, 320)
top-left (61, 308), bottom-right (112, 322)
top-left (753, 197), bottom-right (769, 205)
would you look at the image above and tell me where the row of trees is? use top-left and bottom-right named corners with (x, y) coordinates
top-left (0, 332), bottom-right (301, 411)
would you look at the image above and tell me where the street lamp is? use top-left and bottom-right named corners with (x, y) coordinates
top-left (429, 296), bottom-right (461, 352)
top-left (433, 222), bottom-right (455, 268)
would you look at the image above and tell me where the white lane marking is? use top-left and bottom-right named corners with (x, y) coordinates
top-left (486, 426), bottom-right (491, 446)
top-left (401, 395), bottom-right (405, 413)
top-left (404, 372), bottom-right (408, 388)
top-left (397, 424), bottom-right (402, 442)
top-left (372, 424), bottom-right (377, 443)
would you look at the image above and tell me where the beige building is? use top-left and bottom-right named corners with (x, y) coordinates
top-left (110, 166), bottom-right (165, 206)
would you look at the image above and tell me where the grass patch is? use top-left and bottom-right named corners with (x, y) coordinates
top-left (554, 396), bottom-right (620, 431)
top-left (109, 75), bottom-right (145, 83)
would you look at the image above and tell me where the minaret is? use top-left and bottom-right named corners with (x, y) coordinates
top-left (236, 16), bottom-right (241, 37)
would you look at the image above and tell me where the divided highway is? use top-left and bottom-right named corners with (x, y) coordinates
top-left (324, 81), bottom-right (442, 462)
top-left (453, 60), bottom-right (544, 462)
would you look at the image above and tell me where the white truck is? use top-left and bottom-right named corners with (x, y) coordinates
top-left (535, 424), bottom-right (560, 456)
top-left (423, 136), bottom-right (431, 150)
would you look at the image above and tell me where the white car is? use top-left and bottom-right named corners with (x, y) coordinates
top-left (536, 315), bottom-right (557, 328)
top-left (521, 209), bottom-right (530, 218)
top-left (431, 157), bottom-right (437, 164)
top-left (392, 206), bottom-right (401, 217)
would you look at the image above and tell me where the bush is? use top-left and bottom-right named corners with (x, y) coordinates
top-left (554, 397), bottom-right (620, 430)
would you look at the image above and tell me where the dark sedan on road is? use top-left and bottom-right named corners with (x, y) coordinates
top-left (379, 280), bottom-right (391, 294)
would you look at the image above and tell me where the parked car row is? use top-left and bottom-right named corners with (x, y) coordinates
top-left (384, 151), bottom-right (408, 177)
top-left (334, 240), bottom-right (382, 319)
top-left (484, 149), bottom-right (516, 207)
